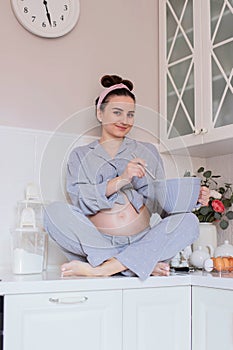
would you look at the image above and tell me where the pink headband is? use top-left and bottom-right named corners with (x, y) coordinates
top-left (97, 83), bottom-right (130, 110)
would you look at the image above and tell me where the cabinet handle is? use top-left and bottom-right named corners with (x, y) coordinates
top-left (49, 296), bottom-right (88, 304)
top-left (200, 128), bottom-right (208, 134)
top-left (193, 129), bottom-right (201, 135)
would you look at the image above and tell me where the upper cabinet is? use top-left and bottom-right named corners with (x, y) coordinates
top-left (159, 0), bottom-right (233, 156)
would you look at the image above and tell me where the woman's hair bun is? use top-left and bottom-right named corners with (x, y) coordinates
top-left (101, 74), bottom-right (133, 91)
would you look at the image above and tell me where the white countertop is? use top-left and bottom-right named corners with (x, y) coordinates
top-left (0, 268), bottom-right (233, 294)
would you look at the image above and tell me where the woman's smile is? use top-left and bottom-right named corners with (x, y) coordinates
top-left (115, 124), bottom-right (129, 131)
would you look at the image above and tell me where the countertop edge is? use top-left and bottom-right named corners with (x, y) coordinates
top-left (0, 269), bottom-right (233, 294)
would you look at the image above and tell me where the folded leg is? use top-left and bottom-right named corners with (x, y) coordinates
top-left (115, 212), bottom-right (199, 280)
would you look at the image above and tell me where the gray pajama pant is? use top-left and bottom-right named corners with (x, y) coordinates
top-left (44, 201), bottom-right (199, 280)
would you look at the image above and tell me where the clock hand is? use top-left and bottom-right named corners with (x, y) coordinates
top-left (43, 0), bottom-right (52, 27)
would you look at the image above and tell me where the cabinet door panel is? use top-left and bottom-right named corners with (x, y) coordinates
top-left (192, 286), bottom-right (233, 350)
top-left (210, 0), bottom-right (233, 131)
top-left (123, 286), bottom-right (191, 350)
top-left (159, 0), bottom-right (204, 152)
top-left (4, 290), bottom-right (122, 350)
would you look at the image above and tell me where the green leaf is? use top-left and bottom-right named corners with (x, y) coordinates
top-left (206, 212), bottom-right (215, 222)
top-left (199, 206), bottom-right (211, 215)
top-left (203, 170), bottom-right (212, 178)
top-left (196, 214), bottom-right (204, 221)
top-left (226, 211), bottom-right (233, 220)
top-left (220, 220), bottom-right (229, 230)
top-left (184, 170), bottom-right (191, 177)
top-left (214, 212), bottom-right (221, 220)
top-left (197, 167), bottom-right (204, 173)
top-left (218, 187), bottom-right (225, 194)
top-left (222, 199), bottom-right (231, 208)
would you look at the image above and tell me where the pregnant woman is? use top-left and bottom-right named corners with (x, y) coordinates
top-left (44, 74), bottom-right (209, 280)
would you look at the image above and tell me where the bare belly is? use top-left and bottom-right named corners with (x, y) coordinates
top-left (88, 196), bottom-right (151, 236)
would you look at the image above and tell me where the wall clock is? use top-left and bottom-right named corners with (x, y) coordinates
top-left (11, 0), bottom-right (80, 38)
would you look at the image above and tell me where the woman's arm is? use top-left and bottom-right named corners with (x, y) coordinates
top-left (67, 148), bottom-right (117, 214)
top-left (105, 158), bottom-right (146, 197)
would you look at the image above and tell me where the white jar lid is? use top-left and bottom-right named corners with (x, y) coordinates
top-left (214, 240), bottom-right (233, 257)
top-left (203, 258), bottom-right (213, 272)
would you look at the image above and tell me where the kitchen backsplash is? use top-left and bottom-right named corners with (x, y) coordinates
top-left (0, 125), bottom-right (231, 270)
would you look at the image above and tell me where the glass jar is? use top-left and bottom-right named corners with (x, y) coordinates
top-left (11, 228), bottom-right (47, 274)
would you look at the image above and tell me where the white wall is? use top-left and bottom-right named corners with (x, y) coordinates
top-left (0, 0), bottom-right (159, 132)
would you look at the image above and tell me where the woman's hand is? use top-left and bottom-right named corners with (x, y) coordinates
top-left (198, 186), bottom-right (210, 206)
top-left (120, 157), bottom-right (146, 183)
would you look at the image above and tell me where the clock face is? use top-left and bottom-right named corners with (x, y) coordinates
top-left (11, 0), bottom-right (80, 38)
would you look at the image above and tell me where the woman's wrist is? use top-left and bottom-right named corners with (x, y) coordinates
top-left (117, 175), bottom-right (130, 187)
top-left (106, 176), bottom-right (130, 197)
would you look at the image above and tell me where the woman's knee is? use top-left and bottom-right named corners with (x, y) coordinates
top-left (43, 201), bottom-right (68, 230)
top-left (163, 212), bottom-right (199, 240)
top-left (43, 201), bottom-right (89, 237)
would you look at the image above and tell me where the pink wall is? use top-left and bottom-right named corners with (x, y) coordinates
top-left (0, 1), bottom-right (159, 131)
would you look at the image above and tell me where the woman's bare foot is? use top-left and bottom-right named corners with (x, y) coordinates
top-left (61, 260), bottom-right (96, 277)
top-left (61, 257), bottom-right (126, 278)
top-left (151, 262), bottom-right (170, 276)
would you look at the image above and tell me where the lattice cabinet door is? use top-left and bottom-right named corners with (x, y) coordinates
top-left (159, 0), bottom-right (203, 152)
top-left (201, 0), bottom-right (233, 144)
top-left (211, 0), bottom-right (233, 128)
top-left (159, 0), bottom-right (233, 152)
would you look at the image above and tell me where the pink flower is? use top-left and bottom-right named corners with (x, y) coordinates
top-left (210, 189), bottom-right (222, 199)
top-left (212, 199), bottom-right (225, 213)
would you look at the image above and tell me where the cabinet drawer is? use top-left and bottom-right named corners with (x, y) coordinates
top-left (4, 290), bottom-right (122, 350)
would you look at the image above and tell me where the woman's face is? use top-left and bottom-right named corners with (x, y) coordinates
top-left (97, 95), bottom-right (135, 140)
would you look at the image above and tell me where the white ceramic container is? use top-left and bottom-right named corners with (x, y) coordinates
top-left (190, 246), bottom-right (210, 269)
top-left (214, 240), bottom-right (233, 257)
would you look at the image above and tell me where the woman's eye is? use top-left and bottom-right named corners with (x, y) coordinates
top-left (113, 111), bottom-right (121, 116)
top-left (127, 113), bottom-right (135, 118)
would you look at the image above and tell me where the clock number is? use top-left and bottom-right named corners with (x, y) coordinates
top-left (32, 16), bottom-right (36, 22)
top-left (64, 5), bottom-right (68, 11)
top-left (23, 7), bottom-right (29, 14)
top-left (42, 22), bottom-right (46, 27)
top-left (53, 21), bottom-right (57, 27)
top-left (60, 15), bottom-right (64, 21)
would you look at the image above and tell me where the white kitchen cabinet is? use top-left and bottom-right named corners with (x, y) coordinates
top-left (159, 0), bottom-right (233, 155)
top-left (192, 286), bottom-right (233, 350)
top-left (2, 277), bottom-right (233, 350)
top-left (4, 290), bottom-right (122, 350)
top-left (123, 286), bottom-right (191, 350)
top-left (3, 285), bottom-right (191, 350)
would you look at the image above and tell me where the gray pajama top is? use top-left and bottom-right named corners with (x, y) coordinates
top-left (66, 137), bottom-right (165, 217)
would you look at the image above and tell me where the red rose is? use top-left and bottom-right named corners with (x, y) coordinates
top-left (212, 199), bottom-right (225, 213)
